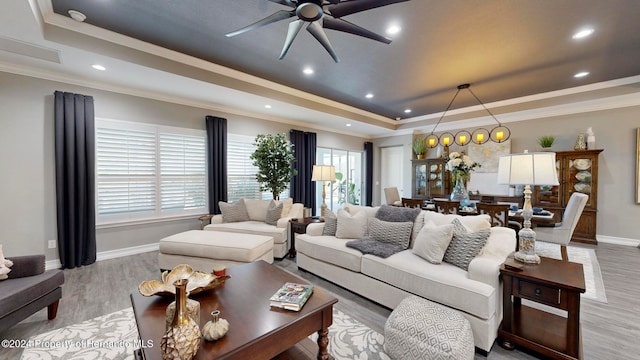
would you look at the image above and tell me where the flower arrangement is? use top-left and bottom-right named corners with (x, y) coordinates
top-left (446, 152), bottom-right (481, 183)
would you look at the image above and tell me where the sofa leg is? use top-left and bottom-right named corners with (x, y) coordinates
top-left (47, 300), bottom-right (59, 320)
top-left (475, 347), bottom-right (489, 357)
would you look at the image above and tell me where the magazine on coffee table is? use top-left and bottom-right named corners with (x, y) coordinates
top-left (269, 282), bottom-right (314, 311)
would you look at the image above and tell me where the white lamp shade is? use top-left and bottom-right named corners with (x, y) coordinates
top-left (311, 165), bottom-right (336, 182)
top-left (497, 152), bottom-right (560, 186)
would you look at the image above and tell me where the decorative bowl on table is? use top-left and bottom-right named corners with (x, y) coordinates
top-left (138, 264), bottom-right (231, 297)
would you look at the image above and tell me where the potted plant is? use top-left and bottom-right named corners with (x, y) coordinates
top-left (413, 137), bottom-right (427, 159)
top-left (250, 133), bottom-right (297, 200)
top-left (538, 135), bottom-right (555, 150)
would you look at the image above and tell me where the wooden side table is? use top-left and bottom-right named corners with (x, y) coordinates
top-left (289, 217), bottom-right (323, 258)
top-left (499, 256), bottom-right (586, 359)
top-left (198, 214), bottom-right (213, 230)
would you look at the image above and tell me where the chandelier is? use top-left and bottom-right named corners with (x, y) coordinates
top-left (425, 84), bottom-right (511, 148)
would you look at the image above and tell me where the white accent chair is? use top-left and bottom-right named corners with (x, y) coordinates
top-left (384, 187), bottom-right (402, 206)
top-left (535, 192), bottom-right (589, 260)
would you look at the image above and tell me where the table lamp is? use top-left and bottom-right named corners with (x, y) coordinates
top-left (497, 150), bottom-right (559, 264)
top-left (311, 165), bottom-right (336, 217)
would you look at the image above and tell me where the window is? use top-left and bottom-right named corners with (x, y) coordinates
top-left (96, 119), bottom-right (207, 224)
top-left (315, 147), bottom-right (363, 214)
top-left (227, 134), bottom-right (289, 202)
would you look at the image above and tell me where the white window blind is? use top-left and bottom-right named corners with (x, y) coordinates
top-left (227, 134), bottom-right (289, 202)
top-left (96, 119), bottom-right (207, 224)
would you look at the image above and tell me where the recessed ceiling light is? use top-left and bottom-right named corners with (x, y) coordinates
top-left (264, 104), bottom-right (272, 109)
top-left (92, 64), bottom-right (106, 71)
top-left (346, 123), bottom-right (352, 127)
top-left (572, 28), bottom-right (594, 39)
top-left (574, 71), bottom-right (589, 78)
top-left (386, 25), bottom-right (401, 35)
top-left (365, 93), bottom-right (374, 99)
top-left (303, 67), bottom-right (314, 75)
top-left (68, 10), bottom-right (86, 22)
top-left (404, 109), bottom-right (412, 114)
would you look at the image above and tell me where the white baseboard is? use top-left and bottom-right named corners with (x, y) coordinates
top-left (45, 243), bottom-right (159, 271)
top-left (597, 235), bottom-right (640, 247)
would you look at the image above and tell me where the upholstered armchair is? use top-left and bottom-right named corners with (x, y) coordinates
top-left (535, 193), bottom-right (589, 260)
top-left (0, 255), bottom-right (64, 333)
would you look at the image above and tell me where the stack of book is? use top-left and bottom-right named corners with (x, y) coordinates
top-left (269, 282), bottom-right (314, 311)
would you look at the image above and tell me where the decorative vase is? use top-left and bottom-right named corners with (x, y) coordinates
top-left (574, 134), bottom-right (587, 151)
top-left (202, 310), bottom-right (230, 341)
top-left (165, 298), bottom-right (200, 330)
top-left (450, 176), bottom-right (470, 206)
top-left (161, 279), bottom-right (201, 360)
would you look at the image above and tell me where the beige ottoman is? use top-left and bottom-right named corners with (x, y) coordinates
top-left (158, 230), bottom-right (274, 272)
top-left (384, 296), bottom-right (475, 360)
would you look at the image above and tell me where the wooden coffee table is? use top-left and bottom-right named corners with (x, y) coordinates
top-left (131, 261), bottom-right (338, 360)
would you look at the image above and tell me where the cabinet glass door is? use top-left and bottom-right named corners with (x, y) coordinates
top-left (414, 163), bottom-right (427, 197)
top-left (565, 156), bottom-right (594, 208)
top-left (428, 162), bottom-right (444, 197)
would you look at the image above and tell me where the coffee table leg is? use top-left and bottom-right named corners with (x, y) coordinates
top-left (316, 328), bottom-right (333, 360)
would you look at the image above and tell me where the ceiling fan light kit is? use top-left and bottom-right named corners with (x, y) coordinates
top-left (225, 0), bottom-right (410, 62)
top-left (426, 84), bottom-right (512, 149)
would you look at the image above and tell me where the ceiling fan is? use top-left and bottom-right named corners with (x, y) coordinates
top-left (225, 0), bottom-right (410, 63)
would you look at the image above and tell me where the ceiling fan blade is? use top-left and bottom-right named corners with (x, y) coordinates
top-left (328, 0), bottom-right (409, 18)
top-left (323, 17), bottom-right (391, 44)
top-left (267, 0), bottom-right (296, 7)
top-left (307, 21), bottom-right (340, 63)
top-left (279, 20), bottom-right (305, 59)
top-left (225, 10), bottom-right (294, 37)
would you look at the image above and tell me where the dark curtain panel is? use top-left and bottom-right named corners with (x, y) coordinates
top-left (289, 130), bottom-right (316, 213)
top-left (364, 142), bottom-right (374, 206)
top-left (54, 91), bottom-right (96, 269)
top-left (206, 116), bottom-right (227, 214)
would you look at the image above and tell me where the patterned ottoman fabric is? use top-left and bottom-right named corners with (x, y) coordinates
top-left (384, 296), bottom-right (475, 360)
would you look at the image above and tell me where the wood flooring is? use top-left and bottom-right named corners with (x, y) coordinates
top-left (0, 242), bottom-right (637, 359)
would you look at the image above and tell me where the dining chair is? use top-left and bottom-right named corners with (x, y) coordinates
top-left (435, 200), bottom-right (460, 215)
top-left (535, 192), bottom-right (589, 261)
top-left (476, 203), bottom-right (522, 248)
top-left (384, 187), bottom-right (402, 206)
top-left (401, 198), bottom-right (423, 208)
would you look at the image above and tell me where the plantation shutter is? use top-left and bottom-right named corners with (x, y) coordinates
top-left (227, 135), bottom-right (261, 202)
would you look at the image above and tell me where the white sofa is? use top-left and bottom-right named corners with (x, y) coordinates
top-left (296, 205), bottom-right (516, 353)
top-left (204, 198), bottom-right (304, 259)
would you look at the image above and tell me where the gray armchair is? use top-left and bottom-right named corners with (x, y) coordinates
top-left (0, 255), bottom-right (64, 333)
top-left (535, 193), bottom-right (589, 260)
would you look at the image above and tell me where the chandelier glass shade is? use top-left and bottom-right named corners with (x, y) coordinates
top-left (426, 84), bottom-right (511, 148)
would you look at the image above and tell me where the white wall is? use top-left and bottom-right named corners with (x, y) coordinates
top-left (0, 71), bottom-right (366, 261)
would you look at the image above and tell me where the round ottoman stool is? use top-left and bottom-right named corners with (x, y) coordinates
top-left (384, 296), bottom-right (475, 360)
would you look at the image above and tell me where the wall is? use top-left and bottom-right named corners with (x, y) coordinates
top-left (0, 71), bottom-right (366, 261)
top-left (373, 105), bottom-right (640, 243)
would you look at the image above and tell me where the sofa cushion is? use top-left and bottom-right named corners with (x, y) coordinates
top-left (375, 205), bottom-right (421, 223)
top-left (322, 210), bottom-right (337, 236)
top-left (369, 218), bottom-right (413, 249)
top-left (412, 221), bottom-right (454, 264)
top-left (344, 204), bottom-right (380, 236)
top-left (361, 251), bottom-right (495, 319)
top-left (280, 198), bottom-right (294, 217)
top-left (0, 270), bottom-right (64, 317)
top-left (205, 221), bottom-right (286, 245)
top-left (244, 198), bottom-right (270, 221)
top-left (265, 201), bottom-right (283, 225)
top-left (443, 225), bottom-right (491, 271)
top-left (219, 199), bottom-right (250, 223)
top-left (346, 238), bottom-right (405, 258)
top-left (336, 208), bottom-right (368, 239)
top-left (296, 234), bottom-right (363, 272)
top-left (422, 212), bottom-right (491, 232)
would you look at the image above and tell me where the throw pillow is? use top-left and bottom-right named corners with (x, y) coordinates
top-left (0, 244), bottom-right (12, 280)
top-left (218, 199), bottom-right (250, 223)
top-left (322, 210), bottom-right (338, 236)
top-left (375, 205), bottom-right (421, 223)
top-left (280, 198), bottom-right (294, 217)
top-left (412, 221), bottom-right (455, 264)
top-left (451, 218), bottom-right (470, 236)
top-left (244, 198), bottom-right (270, 221)
top-left (368, 218), bottom-right (414, 249)
top-left (335, 208), bottom-right (368, 239)
top-left (265, 200), bottom-right (283, 225)
top-left (443, 228), bottom-right (491, 271)
top-left (346, 238), bottom-right (405, 258)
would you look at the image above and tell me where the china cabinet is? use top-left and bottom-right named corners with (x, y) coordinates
top-left (533, 149), bottom-right (603, 244)
top-left (411, 158), bottom-right (450, 199)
